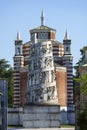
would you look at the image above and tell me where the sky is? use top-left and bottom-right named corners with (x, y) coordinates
top-left (0, 0), bottom-right (87, 69)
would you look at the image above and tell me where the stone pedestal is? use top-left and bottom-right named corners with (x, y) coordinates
top-left (23, 104), bottom-right (61, 128)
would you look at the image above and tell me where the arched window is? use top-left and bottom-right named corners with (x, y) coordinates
top-left (17, 47), bottom-right (20, 54)
top-left (66, 47), bottom-right (69, 52)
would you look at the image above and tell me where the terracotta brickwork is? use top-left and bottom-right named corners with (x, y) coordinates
top-left (19, 66), bottom-right (67, 107)
top-left (13, 19), bottom-right (73, 107)
top-left (20, 71), bottom-right (28, 107)
top-left (50, 32), bottom-right (55, 39)
top-left (56, 67), bottom-right (67, 106)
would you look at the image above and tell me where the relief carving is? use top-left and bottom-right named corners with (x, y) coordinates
top-left (51, 70), bottom-right (56, 82)
top-left (34, 59), bottom-right (40, 69)
top-left (31, 46), bottom-right (35, 56)
top-left (41, 45), bottom-right (47, 54)
top-left (41, 71), bottom-right (49, 83)
top-left (34, 88), bottom-right (43, 102)
top-left (40, 57), bottom-right (53, 69)
top-left (29, 61), bottom-right (31, 70)
top-left (47, 86), bottom-right (56, 100)
top-left (26, 41), bottom-right (57, 104)
top-left (44, 57), bottom-right (52, 67)
top-left (26, 91), bottom-right (30, 104)
top-left (48, 44), bottom-right (52, 53)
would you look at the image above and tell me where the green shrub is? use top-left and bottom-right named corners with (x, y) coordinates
top-left (77, 109), bottom-right (87, 130)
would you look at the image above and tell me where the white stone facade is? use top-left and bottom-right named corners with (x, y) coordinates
top-left (26, 37), bottom-right (58, 105)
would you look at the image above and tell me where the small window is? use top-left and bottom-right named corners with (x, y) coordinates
top-left (17, 47), bottom-right (20, 54)
top-left (66, 47), bottom-right (69, 52)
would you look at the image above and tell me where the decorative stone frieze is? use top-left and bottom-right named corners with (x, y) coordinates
top-left (25, 34), bottom-right (58, 105)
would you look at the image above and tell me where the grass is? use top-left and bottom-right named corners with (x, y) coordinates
top-left (8, 124), bottom-right (75, 128)
top-left (8, 125), bottom-right (23, 128)
top-left (61, 124), bottom-right (75, 128)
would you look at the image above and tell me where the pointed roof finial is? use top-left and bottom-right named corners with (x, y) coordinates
top-left (64, 29), bottom-right (70, 40)
top-left (41, 9), bottom-right (45, 26)
top-left (16, 31), bottom-right (21, 40)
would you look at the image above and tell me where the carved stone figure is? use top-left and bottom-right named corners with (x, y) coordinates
top-left (47, 86), bottom-right (56, 100)
top-left (44, 57), bottom-right (52, 67)
top-left (26, 40), bottom-right (58, 105)
top-left (31, 46), bottom-right (35, 56)
top-left (48, 44), bottom-right (52, 53)
top-left (41, 45), bottom-right (47, 54)
top-left (51, 70), bottom-right (56, 82)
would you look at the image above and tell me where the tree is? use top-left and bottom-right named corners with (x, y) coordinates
top-left (74, 46), bottom-right (87, 130)
top-left (0, 59), bottom-right (10, 78)
top-left (0, 59), bottom-right (13, 107)
top-left (77, 107), bottom-right (87, 130)
top-left (74, 73), bottom-right (87, 94)
top-left (7, 68), bottom-right (14, 107)
top-left (74, 74), bottom-right (87, 130)
top-left (74, 48), bottom-right (85, 77)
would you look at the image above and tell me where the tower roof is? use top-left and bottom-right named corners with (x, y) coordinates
top-left (16, 31), bottom-right (21, 40)
top-left (41, 9), bottom-right (45, 26)
top-left (30, 25), bottom-right (56, 33)
top-left (64, 30), bottom-right (70, 40)
top-left (30, 10), bottom-right (56, 33)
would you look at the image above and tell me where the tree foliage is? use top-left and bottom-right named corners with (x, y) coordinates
top-left (74, 73), bottom-right (87, 94)
top-left (74, 47), bottom-right (87, 130)
top-left (0, 59), bottom-right (13, 107)
top-left (74, 74), bottom-right (87, 130)
top-left (74, 48), bottom-right (85, 77)
top-left (77, 107), bottom-right (87, 130)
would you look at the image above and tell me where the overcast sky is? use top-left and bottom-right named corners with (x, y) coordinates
top-left (0, 0), bottom-right (87, 68)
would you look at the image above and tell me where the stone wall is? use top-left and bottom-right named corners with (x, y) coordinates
top-left (8, 108), bottom-right (23, 126)
top-left (7, 107), bottom-right (75, 126)
top-left (23, 105), bottom-right (61, 128)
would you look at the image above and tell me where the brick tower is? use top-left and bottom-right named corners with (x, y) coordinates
top-left (63, 30), bottom-right (73, 107)
top-left (13, 32), bottom-right (24, 107)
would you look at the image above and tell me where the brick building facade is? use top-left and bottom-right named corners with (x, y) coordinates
top-left (56, 67), bottom-right (67, 107)
top-left (13, 11), bottom-right (73, 111)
